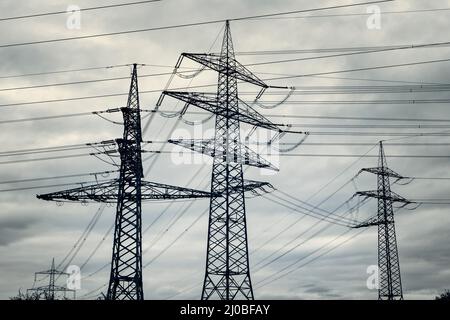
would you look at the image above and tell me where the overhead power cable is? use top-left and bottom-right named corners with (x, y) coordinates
top-left (0, 1), bottom-right (393, 49)
top-left (252, 6), bottom-right (450, 21)
top-left (235, 42), bottom-right (450, 56)
top-left (2, 57), bottom-right (450, 101)
top-left (0, 170), bottom-right (117, 185)
top-left (3, 108), bottom-right (450, 126)
top-left (0, 1), bottom-right (162, 22)
top-left (245, 41), bottom-right (450, 67)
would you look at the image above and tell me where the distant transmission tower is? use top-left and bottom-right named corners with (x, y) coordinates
top-left (353, 141), bottom-right (412, 300)
top-left (37, 64), bottom-right (212, 300)
top-left (27, 258), bottom-right (75, 300)
top-left (157, 21), bottom-right (298, 300)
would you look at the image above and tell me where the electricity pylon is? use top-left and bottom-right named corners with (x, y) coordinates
top-left (157, 21), bottom-right (291, 300)
top-left (27, 258), bottom-right (75, 300)
top-left (37, 64), bottom-right (215, 300)
top-left (353, 141), bottom-right (412, 300)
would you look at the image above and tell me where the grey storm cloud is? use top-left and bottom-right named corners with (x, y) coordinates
top-left (0, 0), bottom-right (449, 300)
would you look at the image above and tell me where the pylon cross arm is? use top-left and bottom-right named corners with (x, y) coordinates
top-left (181, 53), bottom-right (268, 88)
top-left (160, 91), bottom-right (280, 131)
top-left (169, 138), bottom-right (278, 171)
top-left (37, 178), bottom-right (212, 203)
top-left (361, 167), bottom-right (405, 179)
top-left (355, 190), bottom-right (412, 204)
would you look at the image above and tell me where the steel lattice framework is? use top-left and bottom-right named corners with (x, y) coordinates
top-left (353, 141), bottom-right (410, 300)
top-left (158, 21), bottom-right (282, 300)
top-left (27, 258), bottom-right (75, 300)
top-left (37, 64), bottom-right (215, 300)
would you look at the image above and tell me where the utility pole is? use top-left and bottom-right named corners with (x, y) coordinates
top-left (37, 64), bottom-right (214, 300)
top-left (157, 21), bottom-right (291, 300)
top-left (27, 258), bottom-right (75, 300)
top-left (353, 141), bottom-right (411, 300)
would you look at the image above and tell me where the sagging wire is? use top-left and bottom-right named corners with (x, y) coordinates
top-left (91, 152), bottom-right (119, 168)
top-left (253, 86), bottom-right (296, 109)
top-left (246, 182), bottom-right (276, 198)
top-left (393, 201), bottom-right (421, 210)
top-left (89, 141), bottom-right (120, 167)
top-left (92, 111), bottom-right (123, 125)
top-left (159, 101), bottom-right (214, 126)
top-left (273, 132), bottom-right (309, 152)
top-left (394, 176), bottom-right (415, 185)
top-left (176, 65), bottom-right (206, 79)
top-left (180, 113), bottom-right (214, 126)
top-left (142, 57), bottom-right (180, 135)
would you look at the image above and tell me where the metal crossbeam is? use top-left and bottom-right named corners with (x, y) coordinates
top-left (168, 138), bottom-right (278, 171)
top-left (181, 53), bottom-right (268, 88)
top-left (159, 91), bottom-right (280, 131)
top-left (37, 179), bottom-right (212, 203)
top-left (359, 167), bottom-right (404, 180)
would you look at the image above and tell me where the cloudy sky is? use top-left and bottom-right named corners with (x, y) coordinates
top-left (0, 0), bottom-right (449, 300)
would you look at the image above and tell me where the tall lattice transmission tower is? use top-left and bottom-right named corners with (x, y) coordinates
top-left (157, 21), bottom-right (298, 300)
top-left (352, 141), bottom-right (412, 300)
top-left (26, 258), bottom-right (75, 300)
top-left (37, 64), bottom-right (213, 300)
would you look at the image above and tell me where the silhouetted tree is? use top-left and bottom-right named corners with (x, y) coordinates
top-left (435, 289), bottom-right (450, 300)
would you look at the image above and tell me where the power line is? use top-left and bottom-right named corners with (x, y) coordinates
top-left (0, 1), bottom-right (393, 49)
top-left (255, 228), bottom-right (365, 289)
top-left (235, 43), bottom-right (450, 56)
top-left (0, 152), bottom-right (105, 166)
top-left (252, 194), bottom-right (367, 272)
top-left (0, 64), bottom-right (132, 80)
top-left (4, 108), bottom-right (450, 126)
top-left (0, 1), bottom-right (162, 22)
top-left (0, 142), bottom-right (113, 156)
top-left (5, 58), bottom-right (450, 94)
top-left (253, 6), bottom-right (450, 21)
top-left (0, 63), bottom-right (194, 80)
top-left (55, 205), bottom-right (107, 279)
top-left (0, 170), bottom-right (117, 185)
top-left (3, 57), bottom-right (450, 97)
top-left (139, 150), bottom-right (450, 158)
top-left (263, 58), bottom-right (450, 83)
top-left (0, 71), bottom-right (177, 92)
top-left (246, 41), bottom-right (450, 67)
top-left (0, 179), bottom-right (111, 193)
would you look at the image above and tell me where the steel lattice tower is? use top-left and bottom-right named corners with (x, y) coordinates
top-left (353, 141), bottom-right (411, 300)
top-left (37, 64), bottom-right (215, 300)
top-left (203, 21), bottom-right (252, 300)
top-left (157, 21), bottom-right (288, 300)
top-left (107, 63), bottom-right (144, 300)
top-left (27, 258), bottom-right (75, 300)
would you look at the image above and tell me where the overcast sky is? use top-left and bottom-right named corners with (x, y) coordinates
top-left (0, 0), bottom-right (449, 300)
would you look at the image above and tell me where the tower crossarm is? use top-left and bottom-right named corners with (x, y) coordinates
top-left (169, 138), bottom-right (278, 171)
top-left (159, 91), bottom-right (281, 131)
top-left (359, 167), bottom-right (405, 179)
top-left (355, 190), bottom-right (412, 204)
top-left (37, 179), bottom-right (212, 203)
top-left (181, 53), bottom-right (268, 88)
top-left (352, 214), bottom-right (383, 228)
top-left (140, 180), bottom-right (211, 199)
top-left (28, 285), bottom-right (73, 292)
top-left (240, 180), bottom-right (274, 195)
